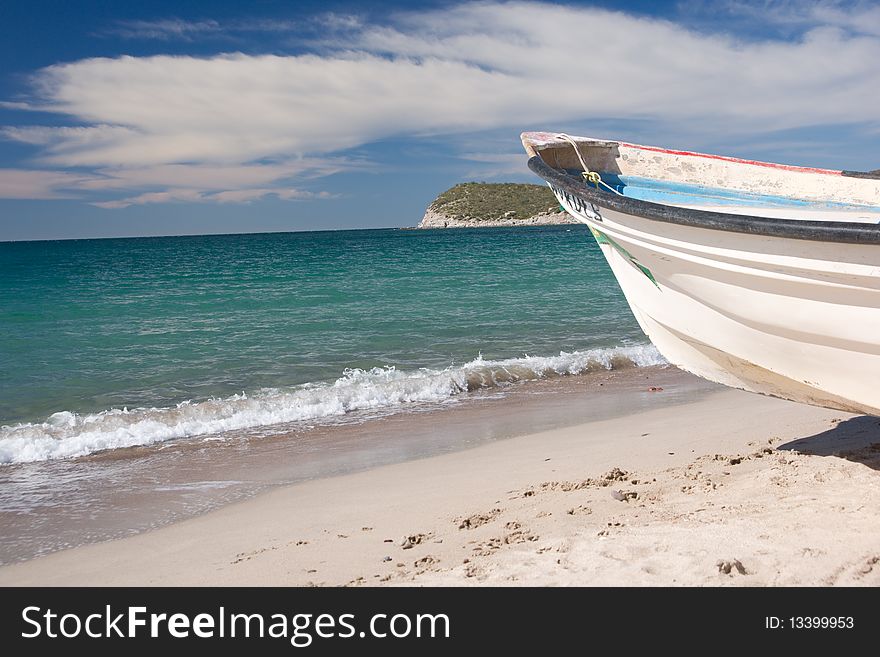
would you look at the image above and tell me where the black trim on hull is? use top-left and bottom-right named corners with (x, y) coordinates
top-left (843, 169), bottom-right (880, 180)
top-left (528, 156), bottom-right (880, 245)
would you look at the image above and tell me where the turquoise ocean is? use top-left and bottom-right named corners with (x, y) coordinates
top-left (0, 226), bottom-right (661, 465)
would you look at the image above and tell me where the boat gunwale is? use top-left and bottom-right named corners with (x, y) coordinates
top-left (527, 155), bottom-right (880, 245)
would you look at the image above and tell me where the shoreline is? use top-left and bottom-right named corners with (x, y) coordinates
top-left (417, 209), bottom-right (576, 229)
top-left (0, 365), bottom-right (701, 566)
top-left (2, 382), bottom-right (877, 586)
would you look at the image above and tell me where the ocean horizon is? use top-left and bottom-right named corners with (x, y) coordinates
top-left (0, 225), bottom-right (413, 244)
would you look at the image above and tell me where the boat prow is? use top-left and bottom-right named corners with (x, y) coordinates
top-left (522, 132), bottom-right (880, 416)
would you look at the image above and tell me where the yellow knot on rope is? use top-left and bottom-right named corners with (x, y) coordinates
top-left (556, 133), bottom-right (624, 196)
top-left (582, 170), bottom-right (602, 188)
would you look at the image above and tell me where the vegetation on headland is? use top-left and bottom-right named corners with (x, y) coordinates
top-left (418, 182), bottom-right (574, 228)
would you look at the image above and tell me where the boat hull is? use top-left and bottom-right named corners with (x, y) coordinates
top-left (553, 195), bottom-right (880, 416)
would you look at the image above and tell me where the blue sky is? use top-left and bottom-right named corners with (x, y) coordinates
top-left (1, 0), bottom-right (879, 240)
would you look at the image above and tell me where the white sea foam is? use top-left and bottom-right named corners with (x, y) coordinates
top-left (0, 344), bottom-right (664, 464)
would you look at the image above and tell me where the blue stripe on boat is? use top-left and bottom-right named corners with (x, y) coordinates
top-left (599, 174), bottom-right (880, 211)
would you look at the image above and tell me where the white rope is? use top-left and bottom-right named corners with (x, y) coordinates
top-left (556, 133), bottom-right (624, 196)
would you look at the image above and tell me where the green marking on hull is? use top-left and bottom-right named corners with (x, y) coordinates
top-left (589, 227), bottom-right (659, 288)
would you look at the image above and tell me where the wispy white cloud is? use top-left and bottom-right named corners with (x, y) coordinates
top-left (3, 1), bottom-right (879, 206)
top-left (0, 159), bottom-right (352, 204)
top-left (91, 189), bottom-right (205, 208)
top-left (99, 17), bottom-right (307, 41)
top-left (211, 188), bottom-right (333, 203)
top-left (102, 18), bottom-right (223, 41)
top-left (314, 13), bottom-right (365, 32)
top-left (458, 152), bottom-right (530, 179)
top-left (686, 0), bottom-right (880, 37)
top-left (80, 160), bottom-right (356, 191)
top-left (92, 186), bottom-right (333, 209)
top-left (0, 169), bottom-right (101, 200)
top-left (100, 12), bottom-right (367, 42)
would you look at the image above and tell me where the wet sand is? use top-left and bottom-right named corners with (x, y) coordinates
top-left (0, 366), bottom-right (705, 565)
top-left (2, 373), bottom-right (878, 586)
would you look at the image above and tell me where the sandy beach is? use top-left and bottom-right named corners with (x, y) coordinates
top-left (2, 380), bottom-right (878, 587)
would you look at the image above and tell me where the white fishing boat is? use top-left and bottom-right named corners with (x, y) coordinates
top-left (521, 132), bottom-right (880, 415)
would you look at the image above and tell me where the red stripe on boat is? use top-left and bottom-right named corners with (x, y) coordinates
top-left (618, 142), bottom-right (843, 176)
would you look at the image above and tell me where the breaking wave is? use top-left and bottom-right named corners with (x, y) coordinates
top-left (0, 344), bottom-right (664, 464)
